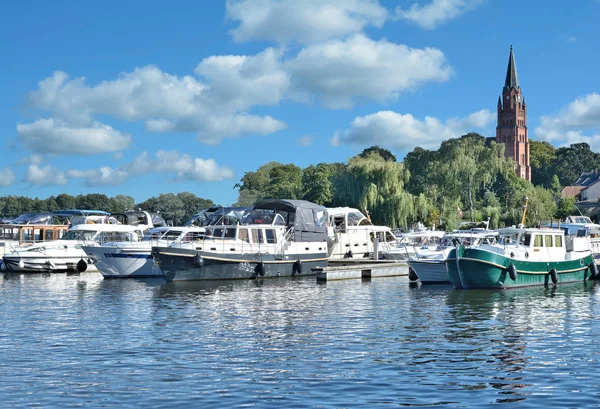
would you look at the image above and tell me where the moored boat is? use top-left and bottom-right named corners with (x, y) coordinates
top-left (408, 230), bottom-right (498, 284)
top-left (152, 199), bottom-right (329, 281)
top-left (446, 226), bottom-right (595, 289)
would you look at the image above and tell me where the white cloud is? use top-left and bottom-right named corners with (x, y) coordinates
top-left (24, 58), bottom-right (288, 146)
top-left (26, 165), bottom-right (67, 186)
top-left (68, 150), bottom-right (234, 186)
top-left (333, 108), bottom-right (494, 150)
top-left (395, 0), bottom-right (482, 30)
top-left (17, 118), bottom-right (131, 155)
top-left (296, 136), bottom-right (313, 146)
top-left (535, 93), bottom-right (600, 150)
top-left (560, 34), bottom-right (577, 43)
top-left (66, 167), bottom-right (128, 186)
top-left (0, 168), bottom-right (16, 187)
top-left (226, 0), bottom-right (388, 45)
top-left (286, 34), bottom-right (452, 108)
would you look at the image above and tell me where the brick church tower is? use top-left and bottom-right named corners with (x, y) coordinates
top-left (496, 46), bottom-right (531, 181)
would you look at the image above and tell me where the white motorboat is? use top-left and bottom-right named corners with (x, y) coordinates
top-left (83, 206), bottom-right (249, 278)
top-left (407, 230), bottom-right (498, 284)
top-left (326, 207), bottom-right (398, 260)
top-left (1, 210), bottom-right (163, 273)
top-left (381, 229), bottom-right (445, 261)
top-left (152, 200), bottom-right (329, 281)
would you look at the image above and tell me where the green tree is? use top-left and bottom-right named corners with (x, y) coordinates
top-left (302, 163), bottom-right (333, 205)
top-left (555, 143), bottom-right (600, 186)
top-left (358, 145), bottom-right (397, 162)
top-left (266, 164), bottom-right (303, 199)
top-left (555, 196), bottom-right (577, 220)
top-left (111, 195), bottom-right (135, 212)
top-left (529, 140), bottom-right (557, 188)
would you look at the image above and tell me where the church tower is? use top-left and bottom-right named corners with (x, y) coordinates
top-left (496, 46), bottom-right (531, 181)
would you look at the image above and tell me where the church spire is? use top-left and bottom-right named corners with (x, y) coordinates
top-left (503, 45), bottom-right (520, 91)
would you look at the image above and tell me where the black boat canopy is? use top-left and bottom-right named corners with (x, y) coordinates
top-left (252, 199), bottom-right (328, 242)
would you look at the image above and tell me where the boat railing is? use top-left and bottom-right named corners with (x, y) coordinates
top-left (274, 227), bottom-right (294, 259)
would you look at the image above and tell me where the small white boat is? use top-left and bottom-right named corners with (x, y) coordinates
top-left (326, 207), bottom-right (397, 260)
top-left (381, 229), bottom-right (445, 261)
top-left (408, 230), bottom-right (498, 284)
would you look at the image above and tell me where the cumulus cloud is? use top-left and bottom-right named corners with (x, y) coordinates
top-left (0, 168), bottom-right (16, 187)
top-left (23, 56), bottom-right (289, 147)
top-left (395, 0), bottom-right (482, 30)
top-left (333, 108), bottom-right (494, 150)
top-left (17, 118), bottom-right (131, 155)
top-left (226, 0), bottom-right (388, 45)
top-left (26, 165), bottom-right (67, 186)
top-left (535, 93), bottom-right (600, 150)
top-left (286, 34), bottom-right (452, 108)
top-left (68, 150), bottom-right (234, 186)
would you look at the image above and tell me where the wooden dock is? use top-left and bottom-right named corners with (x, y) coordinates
top-left (314, 260), bottom-right (409, 281)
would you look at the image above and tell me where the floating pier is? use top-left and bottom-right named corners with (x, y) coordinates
top-left (314, 259), bottom-right (409, 281)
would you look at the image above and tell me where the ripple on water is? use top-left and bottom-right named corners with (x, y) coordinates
top-left (2, 274), bottom-right (600, 407)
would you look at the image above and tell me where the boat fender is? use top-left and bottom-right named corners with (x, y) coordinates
top-left (507, 263), bottom-right (518, 281)
top-left (255, 261), bottom-right (266, 277)
top-left (293, 260), bottom-right (302, 275)
top-left (590, 263), bottom-right (598, 279)
top-left (193, 253), bottom-right (204, 268)
top-left (76, 258), bottom-right (88, 272)
top-left (0, 261), bottom-right (5, 271)
top-left (18, 259), bottom-right (24, 269)
top-left (408, 268), bottom-right (419, 282)
top-left (549, 267), bottom-right (558, 284)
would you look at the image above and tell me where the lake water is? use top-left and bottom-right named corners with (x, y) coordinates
top-left (2, 272), bottom-right (600, 408)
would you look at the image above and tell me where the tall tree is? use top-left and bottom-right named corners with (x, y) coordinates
top-left (302, 164), bottom-right (333, 205)
top-left (555, 143), bottom-right (600, 186)
top-left (529, 140), bottom-right (557, 188)
top-left (358, 146), bottom-right (397, 162)
top-left (266, 164), bottom-right (303, 199)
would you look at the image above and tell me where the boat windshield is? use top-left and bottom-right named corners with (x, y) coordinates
top-left (498, 233), bottom-right (520, 245)
top-left (566, 216), bottom-right (593, 224)
top-left (62, 231), bottom-right (99, 241)
top-left (8, 213), bottom-right (54, 225)
top-left (242, 209), bottom-right (286, 226)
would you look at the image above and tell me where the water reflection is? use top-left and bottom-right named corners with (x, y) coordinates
top-left (1, 272), bottom-right (600, 407)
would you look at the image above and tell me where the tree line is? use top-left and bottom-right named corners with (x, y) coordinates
top-left (0, 192), bottom-right (213, 227)
top-left (234, 134), bottom-right (590, 230)
top-left (1, 134), bottom-right (594, 230)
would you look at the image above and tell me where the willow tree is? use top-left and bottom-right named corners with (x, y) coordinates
top-left (334, 153), bottom-right (414, 228)
top-left (436, 134), bottom-right (510, 222)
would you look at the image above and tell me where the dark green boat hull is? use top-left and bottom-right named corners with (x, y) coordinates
top-left (447, 246), bottom-right (594, 289)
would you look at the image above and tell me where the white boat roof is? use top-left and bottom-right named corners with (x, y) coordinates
top-left (401, 230), bottom-right (445, 238)
top-left (497, 227), bottom-right (564, 235)
top-left (69, 224), bottom-right (145, 232)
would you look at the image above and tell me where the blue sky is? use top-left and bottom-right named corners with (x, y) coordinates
top-left (1, 0), bottom-right (599, 206)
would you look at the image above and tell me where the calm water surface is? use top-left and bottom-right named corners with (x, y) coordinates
top-left (2, 272), bottom-right (600, 408)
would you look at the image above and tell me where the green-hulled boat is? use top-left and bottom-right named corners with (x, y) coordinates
top-left (445, 227), bottom-right (596, 289)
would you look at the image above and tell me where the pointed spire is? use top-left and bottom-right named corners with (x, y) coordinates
top-left (503, 45), bottom-right (520, 91)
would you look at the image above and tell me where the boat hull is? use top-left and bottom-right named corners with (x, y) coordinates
top-left (153, 247), bottom-right (328, 281)
top-left (407, 259), bottom-right (450, 284)
top-left (1, 255), bottom-right (98, 273)
top-left (83, 246), bottom-right (161, 278)
top-left (445, 247), bottom-right (464, 289)
top-left (455, 246), bottom-right (594, 289)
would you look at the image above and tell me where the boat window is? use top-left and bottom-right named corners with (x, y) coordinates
top-left (225, 228), bottom-right (236, 239)
top-left (555, 235), bottom-right (563, 248)
top-left (144, 230), bottom-right (166, 240)
top-left (163, 230), bottom-right (183, 240)
top-left (265, 229), bottom-right (277, 244)
top-left (45, 229), bottom-right (53, 241)
top-left (183, 231), bottom-right (204, 241)
top-left (545, 235), bottom-right (553, 247)
top-left (97, 231), bottom-right (139, 243)
top-left (251, 229), bottom-right (264, 244)
top-left (520, 233), bottom-right (531, 246)
top-left (238, 228), bottom-right (250, 243)
top-left (273, 213), bottom-right (286, 226)
top-left (533, 235), bottom-right (543, 247)
top-left (213, 228), bottom-right (224, 238)
top-left (385, 231), bottom-right (396, 242)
